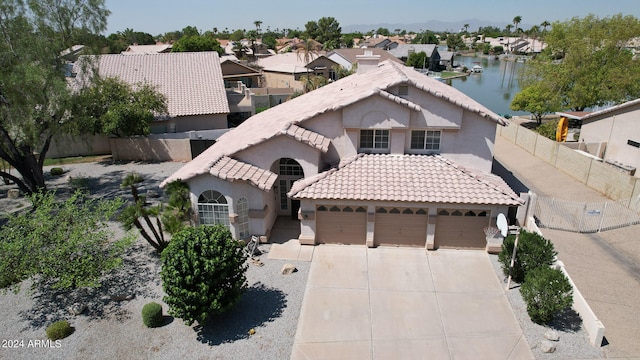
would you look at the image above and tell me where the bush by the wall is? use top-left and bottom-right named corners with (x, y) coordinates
top-left (520, 266), bottom-right (573, 324)
top-left (141, 302), bottom-right (163, 328)
top-left (498, 230), bottom-right (557, 283)
top-left (50, 167), bottom-right (64, 176)
top-left (46, 320), bottom-right (73, 340)
top-left (161, 225), bottom-right (248, 326)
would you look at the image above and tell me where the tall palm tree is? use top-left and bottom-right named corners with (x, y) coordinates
top-left (505, 24), bottom-right (514, 52)
top-left (529, 25), bottom-right (540, 53)
top-left (295, 38), bottom-right (321, 92)
top-left (463, 23), bottom-right (469, 33)
top-left (513, 16), bottom-right (522, 36)
top-left (254, 20), bottom-right (262, 34)
top-left (540, 20), bottom-right (550, 49)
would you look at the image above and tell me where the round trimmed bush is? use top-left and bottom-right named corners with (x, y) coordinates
top-left (50, 167), bottom-right (64, 176)
top-left (498, 230), bottom-right (557, 283)
top-left (161, 225), bottom-right (248, 326)
top-left (142, 302), bottom-right (163, 328)
top-left (520, 266), bottom-right (573, 324)
top-left (46, 320), bottom-right (73, 340)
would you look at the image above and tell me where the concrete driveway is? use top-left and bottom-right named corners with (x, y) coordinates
top-left (291, 246), bottom-right (534, 360)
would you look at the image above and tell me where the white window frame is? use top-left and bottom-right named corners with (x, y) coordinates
top-left (237, 197), bottom-right (249, 239)
top-left (197, 190), bottom-right (230, 226)
top-left (360, 129), bottom-right (390, 150)
top-left (410, 130), bottom-right (441, 151)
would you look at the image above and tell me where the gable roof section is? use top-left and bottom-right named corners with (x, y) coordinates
top-left (256, 52), bottom-right (324, 73)
top-left (579, 98), bottom-right (640, 122)
top-left (288, 154), bottom-right (522, 206)
top-left (210, 156), bottom-right (277, 191)
top-left (329, 48), bottom-right (402, 65)
top-left (388, 44), bottom-right (438, 59)
top-left (161, 60), bottom-right (505, 187)
top-left (73, 52), bottom-right (229, 117)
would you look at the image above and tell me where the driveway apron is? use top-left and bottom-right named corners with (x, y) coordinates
top-left (291, 246), bottom-right (533, 360)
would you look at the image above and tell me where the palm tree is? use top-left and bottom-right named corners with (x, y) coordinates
top-left (529, 25), bottom-right (540, 53)
top-left (540, 20), bottom-right (550, 49)
top-left (295, 38), bottom-right (321, 92)
top-left (505, 24), bottom-right (514, 52)
top-left (463, 23), bottom-right (469, 33)
top-left (254, 20), bottom-right (262, 34)
top-left (513, 16), bottom-right (522, 36)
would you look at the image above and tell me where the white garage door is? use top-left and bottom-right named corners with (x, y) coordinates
top-left (374, 207), bottom-right (428, 247)
top-left (435, 209), bottom-right (490, 249)
top-left (316, 205), bottom-right (367, 245)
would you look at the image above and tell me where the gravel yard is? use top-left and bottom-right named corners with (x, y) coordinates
top-left (0, 160), bottom-right (607, 359)
top-left (0, 160), bottom-right (310, 360)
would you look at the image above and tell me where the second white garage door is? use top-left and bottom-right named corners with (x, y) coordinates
top-left (374, 207), bottom-right (428, 247)
top-left (316, 205), bottom-right (367, 245)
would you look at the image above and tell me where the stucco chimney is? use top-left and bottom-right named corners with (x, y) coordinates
top-left (356, 50), bottom-right (381, 75)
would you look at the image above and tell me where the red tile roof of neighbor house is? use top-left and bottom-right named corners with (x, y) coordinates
top-left (161, 60), bottom-right (507, 188)
top-left (288, 154), bottom-right (522, 206)
top-left (72, 52), bottom-right (229, 118)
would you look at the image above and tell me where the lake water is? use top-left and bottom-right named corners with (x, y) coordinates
top-left (446, 55), bottom-right (528, 117)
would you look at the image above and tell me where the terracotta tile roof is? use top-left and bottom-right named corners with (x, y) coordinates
top-left (210, 156), bottom-right (277, 191)
top-left (72, 52), bottom-right (229, 117)
top-left (122, 44), bottom-right (172, 54)
top-left (161, 60), bottom-right (506, 187)
top-left (288, 154), bottom-right (522, 206)
top-left (283, 124), bottom-right (331, 152)
top-left (256, 52), bottom-right (325, 73)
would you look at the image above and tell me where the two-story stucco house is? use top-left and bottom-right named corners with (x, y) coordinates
top-left (161, 53), bottom-right (521, 250)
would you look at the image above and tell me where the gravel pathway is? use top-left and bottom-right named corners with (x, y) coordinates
top-left (0, 161), bottom-right (310, 360)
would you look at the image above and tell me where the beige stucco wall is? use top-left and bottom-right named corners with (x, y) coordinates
top-left (110, 138), bottom-right (192, 162)
top-left (263, 71), bottom-right (304, 92)
top-left (580, 107), bottom-right (640, 173)
top-left (47, 134), bottom-right (111, 158)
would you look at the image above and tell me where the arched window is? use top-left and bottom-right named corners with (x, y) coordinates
top-left (279, 158), bottom-right (304, 176)
top-left (237, 198), bottom-right (249, 239)
top-left (197, 190), bottom-right (229, 226)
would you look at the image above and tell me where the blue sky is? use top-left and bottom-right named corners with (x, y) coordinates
top-left (104, 0), bottom-right (640, 35)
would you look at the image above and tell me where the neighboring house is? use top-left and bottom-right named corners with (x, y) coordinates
top-left (387, 44), bottom-right (441, 71)
top-left (577, 99), bottom-right (640, 176)
top-left (220, 58), bottom-right (262, 88)
top-left (327, 48), bottom-right (402, 71)
top-left (71, 52), bottom-right (229, 134)
top-left (122, 44), bottom-right (172, 55)
top-left (439, 51), bottom-right (455, 69)
top-left (256, 52), bottom-right (327, 91)
top-left (360, 36), bottom-right (394, 49)
top-left (161, 54), bottom-right (521, 250)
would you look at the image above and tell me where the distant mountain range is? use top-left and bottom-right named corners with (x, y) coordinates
top-left (342, 18), bottom-right (535, 33)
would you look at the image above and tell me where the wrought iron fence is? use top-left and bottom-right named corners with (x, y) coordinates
top-left (534, 196), bottom-right (640, 233)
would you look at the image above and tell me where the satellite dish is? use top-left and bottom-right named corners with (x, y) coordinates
top-left (497, 213), bottom-right (508, 237)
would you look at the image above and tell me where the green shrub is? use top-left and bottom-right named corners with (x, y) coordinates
top-left (520, 266), bottom-right (573, 324)
top-left (535, 120), bottom-right (559, 140)
top-left (498, 230), bottom-right (557, 283)
top-left (161, 225), bottom-right (248, 326)
top-left (142, 302), bottom-right (164, 328)
top-left (46, 320), bottom-right (73, 340)
top-left (50, 167), bottom-right (64, 176)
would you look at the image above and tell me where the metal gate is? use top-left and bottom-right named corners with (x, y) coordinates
top-left (534, 196), bottom-right (640, 233)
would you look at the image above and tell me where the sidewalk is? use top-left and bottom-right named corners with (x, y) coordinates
top-left (494, 135), bottom-right (640, 358)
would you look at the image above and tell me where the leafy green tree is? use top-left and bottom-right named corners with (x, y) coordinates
top-left (521, 266), bottom-right (573, 324)
top-left (229, 29), bottom-right (245, 41)
top-left (171, 35), bottom-right (223, 54)
top-left (72, 77), bottom-right (167, 137)
top-left (181, 25), bottom-right (200, 38)
top-left (0, 191), bottom-right (132, 291)
top-left (376, 27), bottom-right (390, 36)
top-left (478, 26), bottom-right (503, 38)
top-left (306, 17), bottom-right (341, 50)
top-left (517, 14), bottom-right (640, 111)
top-left (510, 83), bottom-right (562, 124)
top-left (446, 33), bottom-right (465, 51)
top-left (412, 31), bottom-right (438, 44)
top-left (0, 0), bottom-right (109, 195)
top-left (161, 225), bottom-right (248, 326)
top-left (406, 51), bottom-right (428, 69)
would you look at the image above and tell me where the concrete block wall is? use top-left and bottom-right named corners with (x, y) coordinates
top-left (587, 160), bottom-right (636, 200)
top-left (555, 145), bottom-right (592, 183)
top-left (47, 134), bottom-right (111, 158)
top-left (498, 125), bottom-right (640, 202)
top-left (110, 138), bottom-right (192, 162)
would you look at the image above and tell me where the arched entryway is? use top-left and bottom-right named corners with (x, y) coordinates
top-left (274, 158), bottom-right (304, 219)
